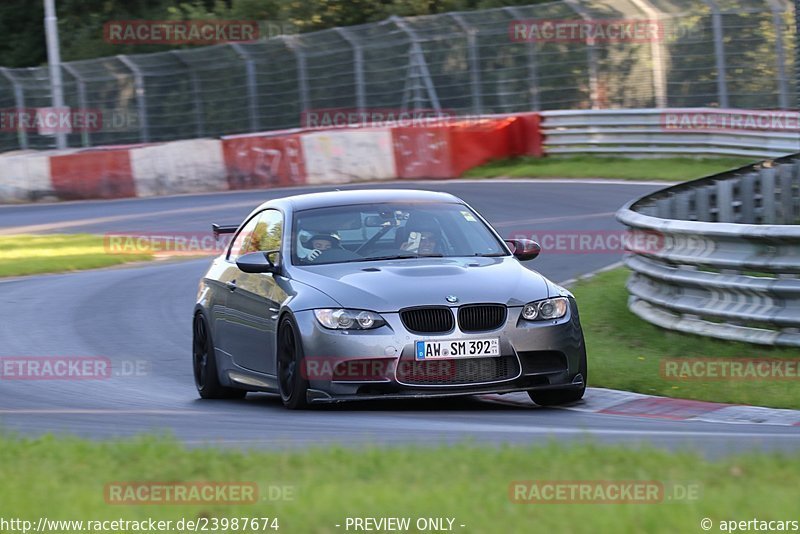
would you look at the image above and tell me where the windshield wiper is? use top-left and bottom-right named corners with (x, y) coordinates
top-left (470, 252), bottom-right (507, 257)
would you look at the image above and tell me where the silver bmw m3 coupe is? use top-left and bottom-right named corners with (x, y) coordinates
top-left (193, 189), bottom-right (587, 409)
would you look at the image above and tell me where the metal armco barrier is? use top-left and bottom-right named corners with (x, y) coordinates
top-left (616, 153), bottom-right (800, 346)
top-left (541, 109), bottom-right (800, 158)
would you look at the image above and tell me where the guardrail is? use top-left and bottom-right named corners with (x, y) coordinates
top-left (616, 153), bottom-right (800, 347)
top-left (542, 109), bottom-right (800, 158)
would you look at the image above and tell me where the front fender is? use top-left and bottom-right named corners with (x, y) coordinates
top-left (278, 278), bottom-right (343, 313)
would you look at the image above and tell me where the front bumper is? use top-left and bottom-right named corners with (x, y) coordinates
top-left (293, 301), bottom-right (586, 403)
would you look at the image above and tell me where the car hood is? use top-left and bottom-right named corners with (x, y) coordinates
top-left (291, 257), bottom-right (550, 312)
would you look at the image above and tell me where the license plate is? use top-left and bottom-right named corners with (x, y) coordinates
top-left (415, 338), bottom-right (500, 360)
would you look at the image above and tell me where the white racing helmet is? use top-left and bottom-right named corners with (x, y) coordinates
top-left (296, 229), bottom-right (314, 259)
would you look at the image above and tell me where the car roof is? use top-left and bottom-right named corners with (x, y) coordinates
top-left (260, 189), bottom-right (463, 212)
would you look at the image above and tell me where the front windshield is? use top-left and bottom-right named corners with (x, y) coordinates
top-left (292, 202), bottom-right (508, 266)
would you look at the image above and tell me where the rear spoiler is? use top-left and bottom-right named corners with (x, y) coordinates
top-left (212, 223), bottom-right (238, 240)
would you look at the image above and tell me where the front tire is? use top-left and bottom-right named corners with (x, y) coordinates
top-left (277, 316), bottom-right (310, 410)
top-left (193, 313), bottom-right (246, 399)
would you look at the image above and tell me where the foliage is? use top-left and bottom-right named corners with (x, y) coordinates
top-left (0, 0), bottom-right (553, 67)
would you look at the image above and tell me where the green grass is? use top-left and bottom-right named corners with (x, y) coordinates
top-left (0, 234), bottom-right (153, 277)
top-left (0, 434), bottom-right (798, 533)
top-left (464, 155), bottom-right (757, 181)
top-left (572, 268), bottom-right (800, 409)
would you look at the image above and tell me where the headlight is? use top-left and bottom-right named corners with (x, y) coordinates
top-left (521, 297), bottom-right (569, 321)
top-left (314, 309), bottom-right (386, 330)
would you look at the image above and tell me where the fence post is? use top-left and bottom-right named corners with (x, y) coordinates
top-left (695, 186), bottom-right (711, 221)
top-left (716, 180), bottom-right (734, 222)
top-left (760, 166), bottom-right (777, 224)
top-left (170, 51), bottom-right (205, 138)
top-left (335, 28), bottom-right (366, 113)
top-left (504, 7), bottom-right (539, 111)
top-left (701, 0), bottom-right (730, 108)
top-left (627, 0), bottom-right (668, 108)
top-left (117, 55), bottom-right (149, 143)
top-left (61, 63), bottom-right (90, 147)
top-left (44, 0), bottom-right (67, 150)
top-left (740, 172), bottom-right (756, 222)
top-left (283, 36), bottom-right (310, 117)
top-left (563, 0), bottom-right (601, 109)
top-left (795, 0), bottom-right (799, 111)
top-left (766, 0), bottom-right (790, 109)
top-left (0, 68), bottom-right (28, 150)
top-left (450, 13), bottom-right (484, 115)
top-left (391, 15), bottom-right (442, 113)
top-left (230, 43), bottom-right (260, 133)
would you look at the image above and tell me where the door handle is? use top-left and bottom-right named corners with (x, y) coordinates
top-left (225, 280), bottom-right (237, 291)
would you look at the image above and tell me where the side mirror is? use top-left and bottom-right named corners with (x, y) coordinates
top-left (236, 250), bottom-right (280, 274)
top-left (505, 239), bottom-right (540, 261)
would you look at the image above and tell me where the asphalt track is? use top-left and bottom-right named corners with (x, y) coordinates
top-left (1, 179), bottom-right (798, 456)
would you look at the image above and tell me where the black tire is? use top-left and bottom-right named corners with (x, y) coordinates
top-left (528, 350), bottom-right (587, 406)
top-left (277, 316), bottom-right (310, 410)
top-left (193, 313), bottom-right (247, 399)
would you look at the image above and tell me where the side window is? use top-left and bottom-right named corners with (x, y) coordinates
top-left (244, 209), bottom-right (283, 256)
top-left (227, 210), bottom-right (283, 262)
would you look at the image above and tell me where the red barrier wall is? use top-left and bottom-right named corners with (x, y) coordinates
top-left (508, 113), bottom-right (544, 157)
top-left (449, 118), bottom-right (519, 177)
top-left (49, 149), bottom-right (135, 200)
top-left (392, 114), bottom-right (543, 179)
top-left (392, 127), bottom-right (452, 179)
top-left (221, 134), bottom-right (307, 190)
top-left (34, 112), bottom-right (543, 201)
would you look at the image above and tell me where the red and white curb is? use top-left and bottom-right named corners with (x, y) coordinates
top-left (481, 388), bottom-right (800, 426)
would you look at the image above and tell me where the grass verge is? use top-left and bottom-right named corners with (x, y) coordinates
top-left (464, 155), bottom-right (757, 181)
top-left (572, 268), bottom-right (799, 409)
top-left (0, 234), bottom-right (152, 277)
top-left (1, 435), bottom-right (798, 533)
